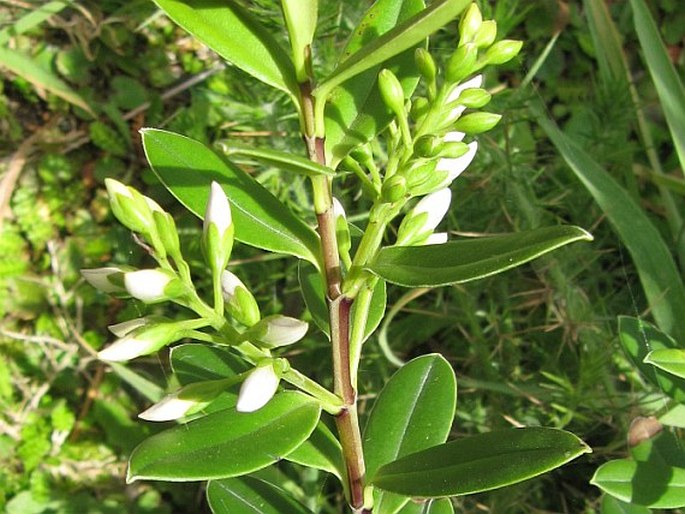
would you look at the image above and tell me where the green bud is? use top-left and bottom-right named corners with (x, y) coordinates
top-left (446, 43), bottom-right (478, 84)
top-left (441, 141), bottom-right (469, 158)
top-left (152, 210), bottom-right (181, 257)
top-left (452, 112), bottom-right (502, 134)
top-left (105, 179), bottom-right (154, 235)
top-left (381, 175), bottom-right (407, 203)
top-left (203, 182), bottom-right (235, 276)
top-left (414, 135), bottom-right (444, 158)
top-left (410, 97), bottom-right (430, 121)
top-left (458, 3), bottom-right (482, 47)
top-left (378, 68), bottom-right (406, 117)
top-left (453, 88), bottom-right (491, 109)
top-left (221, 270), bottom-right (261, 327)
top-left (414, 48), bottom-right (436, 83)
top-left (473, 20), bottom-right (497, 48)
top-left (484, 40), bottom-right (523, 65)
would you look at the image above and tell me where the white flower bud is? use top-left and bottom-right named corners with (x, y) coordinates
top-left (124, 269), bottom-right (178, 303)
top-left (221, 270), bottom-right (261, 326)
top-left (98, 319), bottom-right (194, 362)
top-left (138, 394), bottom-right (198, 422)
top-left (98, 334), bottom-right (159, 362)
top-left (204, 181), bottom-right (232, 238)
top-left (108, 317), bottom-right (151, 337)
top-left (332, 198), bottom-right (346, 220)
top-left (247, 315), bottom-right (309, 348)
top-left (81, 267), bottom-right (125, 293)
top-left (236, 363), bottom-right (280, 413)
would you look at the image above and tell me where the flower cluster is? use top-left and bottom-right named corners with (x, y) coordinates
top-left (82, 180), bottom-right (310, 419)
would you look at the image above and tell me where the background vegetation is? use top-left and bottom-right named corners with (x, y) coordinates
top-left (0, 0), bottom-right (683, 512)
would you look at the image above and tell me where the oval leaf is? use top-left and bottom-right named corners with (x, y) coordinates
top-left (151, 0), bottom-right (297, 97)
top-left (364, 354), bottom-right (456, 511)
top-left (324, 0), bottom-right (425, 167)
top-left (592, 458), bottom-right (685, 509)
top-left (286, 421), bottom-right (345, 478)
top-left (171, 343), bottom-right (247, 385)
top-left (207, 476), bottom-right (313, 514)
top-left (127, 391), bottom-right (320, 482)
top-left (372, 427), bottom-right (591, 497)
top-left (600, 494), bottom-right (652, 514)
top-left (619, 316), bottom-right (685, 403)
top-left (645, 349), bottom-right (685, 380)
top-left (141, 129), bottom-right (320, 265)
top-left (367, 226), bottom-right (592, 287)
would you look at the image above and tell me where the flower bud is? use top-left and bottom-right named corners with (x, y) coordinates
top-left (396, 188), bottom-right (452, 246)
top-left (98, 319), bottom-right (194, 362)
top-left (203, 181), bottom-right (235, 275)
top-left (453, 88), bottom-right (491, 109)
top-left (236, 363), bottom-right (280, 413)
top-left (483, 40), bottom-right (523, 65)
top-left (410, 97), bottom-right (430, 122)
top-left (436, 140), bottom-right (478, 183)
top-left (473, 20), bottom-right (497, 48)
top-left (124, 269), bottom-right (184, 303)
top-left (441, 75), bottom-right (484, 127)
top-left (458, 3), bottom-right (482, 47)
top-left (446, 43), bottom-right (478, 85)
top-left (221, 270), bottom-right (261, 327)
top-left (414, 135), bottom-right (444, 158)
top-left (105, 179), bottom-right (154, 235)
top-left (153, 210), bottom-right (181, 257)
top-left (378, 68), bottom-right (406, 117)
top-left (332, 198), bottom-right (352, 262)
top-left (139, 379), bottom-right (228, 421)
top-left (441, 141), bottom-right (469, 159)
top-left (381, 175), bottom-right (407, 203)
top-left (452, 112), bottom-right (502, 134)
top-left (245, 315), bottom-right (309, 348)
top-left (81, 267), bottom-right (126, 294)
top-left (108, 315), bottom-right (168, 337)
top-left (414, 48), bottom-right (436, 83)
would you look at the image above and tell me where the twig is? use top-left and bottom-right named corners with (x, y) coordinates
top-left (0, 130), bottom-right (40, 227)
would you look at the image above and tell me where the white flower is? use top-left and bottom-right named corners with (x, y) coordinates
top-left (139, 393), bottom-right (198, 422)
top-left (423, 232), bottom-right (449, 245)
top-left (259, 315), bottom-right (309, 348)
top-left (436, 140), bottom-right (478, 182)
top-left (236, 364), bottom-right (280, 413)
top-left (220, 270), bottom-right (245, 300)
top-left (332, 198), bottom-right (346, 219)
top-left (98, 334), bottom-right (155, 362)
top-left (413, 188), bottom-right (452, 232)
top-left (81, 267), bottom-right (123, 293)
top-left (124, 269), bottom-right (173, 302)
top-left (204, 181), bottom-right (232, 238)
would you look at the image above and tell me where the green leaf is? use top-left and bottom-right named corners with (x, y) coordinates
top-left (207, 476), bottom-right (313, 514)
top-left (629, 0), bottom-right (685, 176)
top-left (281, 0), bottom-right (317, 83)
top-left (171, 343), bottom-right (247, 385)
top-left (659, 404), bottom-right (685, 428)
top-left (217, 142), bottom-right (335, 177)
top-left (151, 0), bottom-right (297, 97)
top-left (398, 498), bottom-right (454, 514)
top-left (324, 0), bottom-right (425, 167)
top-left (600, 494), bottom-right (652, 514)
top-left (583, 0), bottom-right (629, 87)
top-left (109, 363), bottom-right (164, 403)
top-left (316, 0), bottom-right (470, 102)
top-left (536, 110), bottom-right (685, 344)
top-left (372, 427), bottom-right (590, 497)
top-left (592, 459), bottom-right (685, 509)
top-left (285, 421), bottom-right (345, 478)
top-left (645, 349), bottom-right (685, 380)
top-left (619, 316), bottom-right (685, 403)
top-left (364, 354), bottom-right (456, 512)
top-left (141, 129), bottom-right (320, 265)
top-left (367, 226), bottom-right (592, 287)
top-left (0, 0), bottom-right (71, 45)
top-left (0, 47), bottom-right (93, 115)
top-left (127, 391), bottom-right (320, 482)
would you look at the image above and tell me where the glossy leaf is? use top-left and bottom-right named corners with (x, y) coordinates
top-left (324, 0), bottom-right (425, 167)
top-left (0, 47), bottom-right (93, 115)
top-left (127, 392), bottom-right (320, 482)
top-left (536, 112), bottom-right (685, 344)
top-left (592, 459), bottom-right (685, 509)
top-left (398, 498), bottom-right (454, 514)
top-left (217, 142), bottom-right (335, 177)
top-left (659, 404), bottom-right (685, 428)
top-left (151, 0), bottom-right (297, 97)
top-left (286, 421), bottom-right (344, 478)
top-left (619, 316), bottom-right (685, 403)
top-left (367, 226), bottom-right (592, 287)
top-left (629, 0), bottom-right (685, 175)
top-left (372, 427), bottom-right (590, 497)
top-left (141, 129), bottom-right (320, 265)
top-left (645, 349), bottom-right (685, 380)
top-left (600, 494), bottom-right (652, 514)
top-left (207, 476), bottom-right (313, 514)
top-left (316, 0), bottom-right (468, 103)
top-left (171, 343), bottom-right (246, 385)
top-left (364, 354), bottom-right (456, 512)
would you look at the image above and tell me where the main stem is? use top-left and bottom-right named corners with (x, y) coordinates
top-left (300, 82), bottom-right (367, 512)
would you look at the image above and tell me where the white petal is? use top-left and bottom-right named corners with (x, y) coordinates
top-left (443, 131), bottom-right (465, 143)
top-left (413, 188), bottom-right (452, 232)
top-left (124, 269), bottom-right (171, 302)
top-left (81, 267), bottom-right (122, 293)
top-left (104, 178), bottom-right (133, 199)
top-left (98, 336), bottom-right (149, 362)
top-left (144, 196), bottom-right (164, 213)
top-left (236, 365), bottom-right (280, 413)
top-left (436, 141), bottom-right (478, 182)
top-left (139, 394), bottom-right (197, 421)
top-left (446, 74), bottom-right (484, 103)
top-left (332, 198), bottom-right (346, 220)
top-left (262, 316), bottom-right (309, 347)
top-left (220, 270), bottom-right (245, 300)
top-left (424, 232), bottom-right (449, 245)
top-left (204, 181), bottom-right (232, 237)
